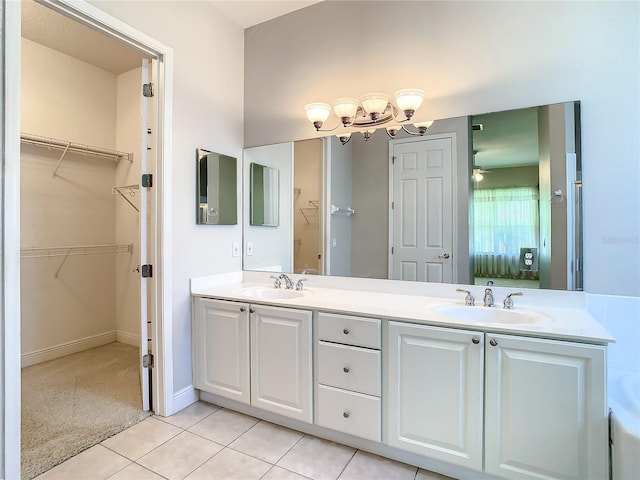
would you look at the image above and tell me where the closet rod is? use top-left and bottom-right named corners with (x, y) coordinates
top-left (20, 133), bottom-right (133, 163)
top-left (20, 243), bottom-right (134, 259)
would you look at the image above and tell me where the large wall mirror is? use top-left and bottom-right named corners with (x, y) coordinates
top-left (196, 148), bottom-right (237, 225)
top-left (242, 101), bottom-right (582, 290)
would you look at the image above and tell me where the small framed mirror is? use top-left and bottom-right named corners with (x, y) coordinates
top-left (196, 148), bottom-right (237, 225)
top-left (250, 162), bottom-right (279, 226)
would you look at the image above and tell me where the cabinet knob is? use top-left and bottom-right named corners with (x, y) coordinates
top-left (472, 336), bottom-right (480, 344)
top-left (343, 367), bottom-right (350, 373)
top-left (489, 338), bottom-right (498, 347)
top-left (249, 308), bottom-right (255, 314)
top-left (343, 328), bottom-right (350, 335)
top-left (240, 307), bottom-right (246, 312)
top-left (343, 412), bottom-right (350, 418)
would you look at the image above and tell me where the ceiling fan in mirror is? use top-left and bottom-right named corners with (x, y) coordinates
top-left (472, 150), bottom-right (492, 182)
top-left (304, 88), bottom-right (434, 145)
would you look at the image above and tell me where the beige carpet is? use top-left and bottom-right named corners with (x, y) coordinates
top-left (21, 342), bottom-right (151, 479)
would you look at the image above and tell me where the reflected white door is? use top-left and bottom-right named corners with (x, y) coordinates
top-left (391, 137), bottom-right (454, 282)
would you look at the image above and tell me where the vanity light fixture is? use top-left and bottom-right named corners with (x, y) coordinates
top-left (305, 88), bottom-right (434, 145)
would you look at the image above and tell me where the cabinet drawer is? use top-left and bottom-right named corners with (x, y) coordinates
top-left (317, 385), bottom-right (381, 442)
top-left (317, 341), bottom-right (381, 396)
top-left (317, 312), bottom-right (381, 349)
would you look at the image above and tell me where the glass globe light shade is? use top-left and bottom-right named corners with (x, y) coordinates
top-left (395, 89), bottom-right (425, 113)
top-left (333, 98), bottom-right (359, 124)
top-left (360, 93), bottom-right (390, 118)
top-left (304, 103), bottom-right (331, 125)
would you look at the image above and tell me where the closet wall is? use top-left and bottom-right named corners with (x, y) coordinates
top-left (20, 38), bottom-right (141, 366)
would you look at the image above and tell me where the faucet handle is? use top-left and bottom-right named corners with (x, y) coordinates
top-left (503, 291), bottom-right (524, 309)
top-left (270, 275), bottom-right (282, 289)
top-left (295, 278), bottom-right (308, 291)
top-left (455, 288), bottom-right (475, 306)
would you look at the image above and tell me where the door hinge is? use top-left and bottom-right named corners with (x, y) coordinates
top-left (142, 83), bottom-right (154, 98)
top-left (391, 247), bottom-right (394, 254)
top-left (142, 173), bottom-right (153, 188)
top-left (392, 156), bottom-right (396, 164)
top-left (141, 264), bottom-right (153, 278)
top-left (391, 201), bottom-right (394, 209)
top-left (143, 353), bottom-right (153, 368)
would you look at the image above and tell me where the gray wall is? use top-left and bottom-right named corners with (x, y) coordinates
top-left (244, 1), bottom-right (640, 296)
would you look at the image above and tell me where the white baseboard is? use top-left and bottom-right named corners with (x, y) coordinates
top-left (169, 385), bottom-right (199, 416)
top-left (117, 331), bottom-right (140, 347)
top-left (21, 331), bottom-right (117, 367)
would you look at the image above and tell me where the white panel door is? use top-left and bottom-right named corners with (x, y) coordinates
top-left (193, 298), bottom-right (250, 404)
top-left (251, 305), bottom-right (312, 423)
top-left (387, 322), bottom-right (484, 471)
top-left (485, 334), bottom-right (607, 480)
top-left (391, 137), bottom-right (453, 282)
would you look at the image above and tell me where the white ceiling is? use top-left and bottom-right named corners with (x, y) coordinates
top-left (20, 0), bottom-right (322, 75)
top-left (210, 1), bottom-right (323, 29)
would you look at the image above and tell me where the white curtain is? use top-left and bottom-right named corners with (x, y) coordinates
top-left (473, 186), bottom-right (539, 279)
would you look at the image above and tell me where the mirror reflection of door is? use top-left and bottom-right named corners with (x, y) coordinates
top-left (390, 136), bottom-right (454, 282)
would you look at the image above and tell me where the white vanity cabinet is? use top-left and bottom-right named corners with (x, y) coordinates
top-left (251, 304), bottom-right (313, 423)
top-left (316, 312), bottom-right (382, 442)
top-left (192, 297), bottom-right (251, 404)
top-left (484, 333), bottom-right (607, 480)
top-left (386, 321), bottom-right (485, 471)
top-left (193, 297), bottom-right (313, 423)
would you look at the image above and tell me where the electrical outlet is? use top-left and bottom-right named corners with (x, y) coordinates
top-left (246, 242), bottom-right (253, 256)
top-left (232, 242), bottom-right (240, 257)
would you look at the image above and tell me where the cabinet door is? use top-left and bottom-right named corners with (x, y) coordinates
top-left (387, 322), bottom-right (484, 471)
top-left (251, 305), bottom-right (312, 423)
top-left (193, 298), bottom-right (250, 404)
top-left (485, 334), bottom-right (607, 480)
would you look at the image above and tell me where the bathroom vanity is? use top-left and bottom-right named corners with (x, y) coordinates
top-left (191, 272), bottom-right (613, 480)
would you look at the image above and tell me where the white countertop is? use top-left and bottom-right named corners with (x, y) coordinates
top-left (191, 272), bottom-right (614, 345)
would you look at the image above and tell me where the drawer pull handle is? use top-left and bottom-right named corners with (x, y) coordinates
top-left (343, 328), bottom-right (350, 335)
top-left (343, 412), bottom-right (350, 418)
top-left (490, 338), bottom-right (498, 347)
top-left (343, 367), bottom-right (350, 373)
top-left (472, 336), bottom-right (480, 344)
top-left (249, 308), bottom-right (256, 314)
top-left (240, 307), bottom-right (246, 312)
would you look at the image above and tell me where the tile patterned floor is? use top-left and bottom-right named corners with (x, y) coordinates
top-left (35, 402), bottom-right (455, 480)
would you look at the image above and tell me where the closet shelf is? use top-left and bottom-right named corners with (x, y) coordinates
top-left (112, 184), bottom-right (140, 212)
top-left (20, 133), bottom-right (133, 177)
top-left (20, 243), bottom-right (134, 259)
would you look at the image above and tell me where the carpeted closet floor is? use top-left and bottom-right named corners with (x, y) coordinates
top-left (21, 342), bottom-right (151, 480)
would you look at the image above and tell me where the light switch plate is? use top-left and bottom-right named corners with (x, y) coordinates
top-left (232, 242), bottom-right (240, 257)
top-left (246, 242), bottom-right (253, 256)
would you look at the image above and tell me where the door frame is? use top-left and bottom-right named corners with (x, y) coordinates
top-left (2, 0), bottom-right (174, 474)
top-left (388, 134), bottom-right (459, 283)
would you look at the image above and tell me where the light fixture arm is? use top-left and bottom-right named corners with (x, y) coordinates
top-left (401, 124), bottom-right (427, 136)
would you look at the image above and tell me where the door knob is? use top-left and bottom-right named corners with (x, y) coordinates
top-left (438, 253), bottom-right (450, 259)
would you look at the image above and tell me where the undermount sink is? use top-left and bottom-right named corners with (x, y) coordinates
top-left (237, 287), bottom-right (307, 300)
top-left (436, 305), bottom-right (547, 324)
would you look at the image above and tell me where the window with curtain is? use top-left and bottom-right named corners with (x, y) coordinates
top-left (473, 186), bottom-right (539, 279)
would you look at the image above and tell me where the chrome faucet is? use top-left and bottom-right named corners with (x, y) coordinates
top-left (503, 292), bottom-right (524, 309)
top-left (483, 288), bottom-right (494, 307)
top-left (295, 278), bottom-right (307, 291)
top-left (456, 288), bottom-right (475, 306)
top-left (278, 273), bottom-right (295, 289)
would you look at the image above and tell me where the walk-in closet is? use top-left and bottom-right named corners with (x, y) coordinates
top-left (19, 2), bottom-right (151, 478)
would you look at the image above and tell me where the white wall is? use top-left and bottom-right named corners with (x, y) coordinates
top-left (89, 0), bottom-right (245, 395)
top-left (20, 38), bottom-right (119, 361)
top-left (244, 0), bottom-right (640, 297)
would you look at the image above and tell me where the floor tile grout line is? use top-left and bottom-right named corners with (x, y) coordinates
top-left (335, 448), bottom-right (359, 480)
